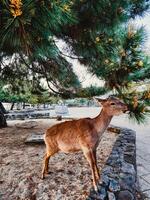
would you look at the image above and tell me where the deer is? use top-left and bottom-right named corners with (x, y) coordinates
top-left (41, 96), bottom-right (128, 191)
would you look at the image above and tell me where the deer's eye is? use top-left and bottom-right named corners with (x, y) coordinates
top-left (111, 102), bottom-right (115, 105)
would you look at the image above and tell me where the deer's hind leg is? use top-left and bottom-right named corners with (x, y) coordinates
top-left (41, 150), bottom-right (57, 179)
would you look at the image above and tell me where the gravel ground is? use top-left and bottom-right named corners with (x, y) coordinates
top-left (0, 119), bottom-right (117, 200)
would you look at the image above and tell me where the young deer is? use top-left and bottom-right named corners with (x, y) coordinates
top-left (41, 96), bottom-right (128, 191)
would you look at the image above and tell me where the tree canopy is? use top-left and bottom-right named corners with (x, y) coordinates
top-left (0, 0), bottom-right (150, 123)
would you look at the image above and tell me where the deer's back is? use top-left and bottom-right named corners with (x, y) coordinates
top-left (44, 118), bottom-right (98, 153)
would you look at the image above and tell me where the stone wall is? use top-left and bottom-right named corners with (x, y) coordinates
top-left (87, 127), bottom-right (136, 200)
top-left (5, 112), bottom-right (50, 120)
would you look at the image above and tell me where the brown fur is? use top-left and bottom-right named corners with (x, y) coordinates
top-left (42, 97), bottom-right (128, 191)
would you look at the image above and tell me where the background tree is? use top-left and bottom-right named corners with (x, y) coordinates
top-left (0, 0), bottom-right (150, 127)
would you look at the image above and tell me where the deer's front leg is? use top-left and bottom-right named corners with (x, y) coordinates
top-left (93, 149), bottom-right (100, 181)
top-left (82, 147), bottom-right (98, 191)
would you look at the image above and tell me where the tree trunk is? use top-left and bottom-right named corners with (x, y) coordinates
top-left (0, 102), bottom-right (7, 113)
top-left (10, 102), bottom-right (15, 110)
top-left (23, 102), bottom-right (25, 109)
top-left (0, 102), bottom-right (7, 128)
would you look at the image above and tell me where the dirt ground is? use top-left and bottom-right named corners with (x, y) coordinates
top-left (0, 119), bottom-right (117, 200)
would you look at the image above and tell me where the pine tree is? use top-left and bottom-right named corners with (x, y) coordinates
top-left (0, 0), bottom-right (150, 126)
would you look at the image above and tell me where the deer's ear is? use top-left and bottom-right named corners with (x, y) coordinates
top-left (93, 97), bottom-right (107, 105)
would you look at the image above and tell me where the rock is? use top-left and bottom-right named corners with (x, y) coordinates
top-left (89, 192), bottom-right (100, 200)
top-left (102, 166), bottom-right (113, 175)
top-left (92, 128), bottom-right (136, 200)
top-left (16, 121), bottom-right (38, 129)
top-left (109, 179), bottom-right (120, 192)
top-left (118, 190), bottom-right (134, 200)
top-left (121, 162), bottom-right (135, 175)
top-left (110, 152), bottom-right (119, 159)
top-left (102, 174), bottom-right (110, 186)
top-left (108, 191), bottom-right (116, 200)
top-left (119, 173), bottom-right (136, 191)
top-left (124, 152), bottom-right (135, 165)
top-left (56, 115), bottom-right (62, 121)
top-left (25, 133), bottom-right (44, 144)
top-left (89, 186), bottom-right (104, 199)
top-left (99, 186), bottom-right (107, 199)
top-left (106, 157), bottom-right (122, 167)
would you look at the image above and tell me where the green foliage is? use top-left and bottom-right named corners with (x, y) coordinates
top-left (0, 82), bottom-right (61, 105)
top-left (77, 86), bottom-right (108, 98)
top-left (117, 87), bottom-right (150, 124)
top-left (0, 0), bottom-right (80, 97)
top-left (0, 87), bottom-right (25, 102)
top-left (128, 102), bottom-right (150, 124)
top-left (0, 0), bottom-right (150, 123)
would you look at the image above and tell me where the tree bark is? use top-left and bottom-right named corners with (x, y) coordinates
top-left (10, 102), bottom-right (15, 110)
top-left (0, 102), bottom-right (7, 128)
top-left (0, 102), bottom-right (7, 113)
top-left (23, 102), bottom-right (25, 109)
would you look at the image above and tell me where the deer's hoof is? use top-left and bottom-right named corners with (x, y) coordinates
top-left (98, 179), bottom-right (103, 185)
top-left (41, 174), bottom-right (45, 180)
top-left (46, 171), bottom-right (53, 174)
top-left (94, 184), bottom-right (98, 192)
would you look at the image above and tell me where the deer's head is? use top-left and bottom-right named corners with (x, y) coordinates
top-left (96, 96), bottom-right (128, 116)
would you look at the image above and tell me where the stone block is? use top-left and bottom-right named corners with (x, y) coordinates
top-left (109, 179), bottom-right (120, 192)
top-left (88, 128), bottom-right (136, 200)
top-left (108, 191), bottom-right (116, 200)
top-left (25, 133), bottom-right (44, 144)
top-left (118, 190), bottom-right (134, 200)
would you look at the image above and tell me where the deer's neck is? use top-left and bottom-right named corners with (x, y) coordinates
top-left (93, 108), bottom-right (112, 135)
